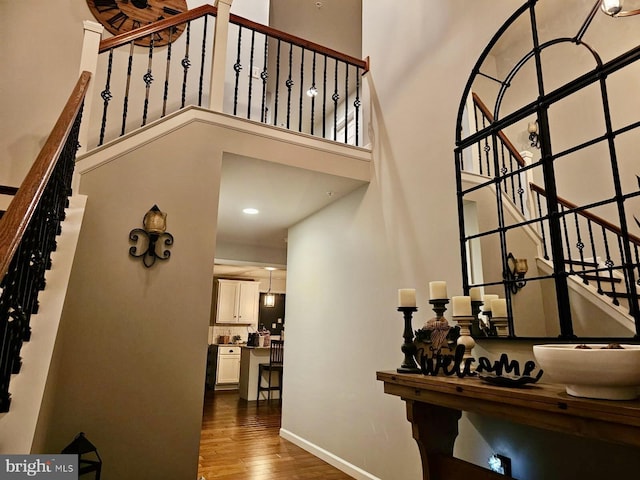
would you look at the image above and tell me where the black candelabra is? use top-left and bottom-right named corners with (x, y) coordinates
top-left (397, 306), bottom-right (421, 373)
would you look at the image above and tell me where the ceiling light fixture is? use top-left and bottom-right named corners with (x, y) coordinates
top-left (264, 267), bottom-right (276, 307)
top-left (242, 207), bottom-right (259, 215)
top-left (601, 0), bottom-right (640, 16)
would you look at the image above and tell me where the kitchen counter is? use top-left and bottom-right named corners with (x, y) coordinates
top-left (239, 345), bottom-right (280, 401)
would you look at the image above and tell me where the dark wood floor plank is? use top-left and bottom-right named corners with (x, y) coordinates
top-left (198, 391), bottom-right (354, 479)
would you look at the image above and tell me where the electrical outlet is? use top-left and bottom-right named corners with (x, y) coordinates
top-left (488, 454), bottom-right (511, 476)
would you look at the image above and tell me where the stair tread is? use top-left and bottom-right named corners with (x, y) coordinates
top-left (577, 274), bottom-right (622, 283)
top-left (565, 259), bottom-right (598, 267)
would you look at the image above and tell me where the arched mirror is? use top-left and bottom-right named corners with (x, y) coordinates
top-left (455, 0), bottom-right (640, 339)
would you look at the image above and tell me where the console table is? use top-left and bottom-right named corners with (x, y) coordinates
top-left (377, 371), bottom-right (640, 480)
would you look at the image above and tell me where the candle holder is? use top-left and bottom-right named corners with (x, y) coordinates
top-left (429, 298), bottom-right (449, 319)
top-left (492, 315), bottom-right (509, 337)
top-left (424, 299), bottom-right (451, 354)
top-left (397, 306), bottom-right (421, 373)
top-left (471, 300), bottom-right (483, 337)
top-left (454, 315), bottom-right (476, 359)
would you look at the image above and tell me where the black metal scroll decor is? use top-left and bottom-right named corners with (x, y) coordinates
top-left (128, 205), bottom-right (174, 268)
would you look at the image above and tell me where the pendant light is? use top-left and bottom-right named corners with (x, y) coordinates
top-left (264, 268), bottom-right (276, 307)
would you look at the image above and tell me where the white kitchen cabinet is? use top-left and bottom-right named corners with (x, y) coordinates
top-left (214, 279), bottom-right (259, 324)
top-left (216, 346), bottom-right (241, 384)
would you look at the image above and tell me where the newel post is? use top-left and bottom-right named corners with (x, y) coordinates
top-left (76, 20), bottom-right (103, 157)
top-left (209, 0), bottom-right (234, 112)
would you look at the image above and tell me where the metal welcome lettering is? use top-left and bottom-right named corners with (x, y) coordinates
top-left (418, 344), bottom-right (543, 382)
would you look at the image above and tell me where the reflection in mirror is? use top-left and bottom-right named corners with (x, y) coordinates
top-left (455, 0), bottom-right (640, 339)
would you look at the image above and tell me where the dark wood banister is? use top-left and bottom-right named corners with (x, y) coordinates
top-left (98, 4), bottom-right (369, 73)
top-left (472, 92), bottom-right (525, 167)
top-left (228, 14), bottom-right (369, 72)
top-left (0, 71), bottom-right (92, 280)
top-left (99, 4), bottom-right (217, 53)
top-left (530, 182), bottom-right (640, 246)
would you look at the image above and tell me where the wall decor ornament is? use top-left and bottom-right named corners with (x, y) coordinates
top-left (129, 205), bottom-right (174, 268)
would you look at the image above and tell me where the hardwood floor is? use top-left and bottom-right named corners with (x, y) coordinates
top-left (198, 390), bottom-right (354, 480)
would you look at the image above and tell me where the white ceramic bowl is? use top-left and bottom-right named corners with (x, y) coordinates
top-left (533, 344), bottom-right (640, 400)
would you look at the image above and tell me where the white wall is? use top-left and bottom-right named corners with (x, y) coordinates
top-left (280, 1), bottom-right (640, 480)
top-left (33, 122), bottom-right (221, 479)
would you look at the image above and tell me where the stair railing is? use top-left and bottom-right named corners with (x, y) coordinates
top-left (82, 4), bottom-right (368, 149)
top-left (0, 71), bottom-right (91, 412)
top-left (530, 183), bottom-right (640, 316)
top-left (468, 92), bottom-right (529, 217)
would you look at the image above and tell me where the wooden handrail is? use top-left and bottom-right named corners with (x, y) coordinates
top-left (228, 14), bottom-right (369, 72)
top-left (0, 71), bottom-right (92, 279)
top-left (530, 182), bottom-right (640, 246)
top-left (472, 92), bottom-right (525, 167)
top-left (97, 4), bottom-right (369, 73)
top-left (99, 4), bottom-right (217, 53)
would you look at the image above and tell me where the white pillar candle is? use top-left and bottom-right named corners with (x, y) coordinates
top-left (491, 298), bottom-right (508, 318)
top-left (469, 287), bottom-right (483, 301)
top-left (482, 294), bottom-right (499, 310)
top-left (398, 288), bottom-right (416, 307)
top-left (429, 281), bottom-right (448, 300)
top-left (452, 296), bottom-right (472, 316)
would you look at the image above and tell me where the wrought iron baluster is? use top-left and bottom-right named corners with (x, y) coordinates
top-left (310, 51), bottom-right (317, 134)
top-left (181, 21), bottom-right (192, 109)
top-left (586, 219), bottom-right (602, 294)
top-left (618, 235), bottom-right (632, 310)
top-left (322, 54), bottom-right (327, 138)
top-left (481, 114), bottom-right (490, 176)
top-left (509, 154), bottom-right (516, 204)
top-left (299, 46), bottom-right (305, 132)
top-left (561, 206), bottom-right (573, 274)
top-left (286, 43), bottom-right (293, 129)
top-left (273, 39), bottom-right (281, 126)
top-left (535, 191), bottom-right (549, 260)
top-left (198, 15), bottom-right (208, 107)
top-left (141, 37), bottom-right (155, 127)
top-left (573, 212), bottom-right (587, 282)
top-left (344, 63), bottom-right (349, 144)
top-left (233, 25), bottom-right (243, 116)
top-left (98, 48), bottom-right (114, 146)
top-left (499, 144), bottom-right (507, 193)
top-left (601, 226), bottom-right (619, 305)
top-left (122, 41), bottom-right (135, 136)
top-left (355, 66), bottom-right (361, 147)
top-left (260, 34), bottom-right (268, 123)
top-left (473, 105), bottom-right (481, 174)
top-left (516, 164), bottom-right (525, 215)
top-left (162, 29), bottom-right (173, 117)
top-left (248, 29), bottom-right (256, 119)
top-left (332, 58), bottom-right (339, 141)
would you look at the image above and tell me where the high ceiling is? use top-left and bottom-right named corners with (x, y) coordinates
top-left (214, 1), bottom-right (363, 275)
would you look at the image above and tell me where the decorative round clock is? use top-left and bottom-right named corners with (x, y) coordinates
top-left (86, 0), bottom-right (188, 47)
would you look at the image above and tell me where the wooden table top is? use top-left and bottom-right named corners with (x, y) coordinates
top-left (377, 371), bottom-right (640, 447)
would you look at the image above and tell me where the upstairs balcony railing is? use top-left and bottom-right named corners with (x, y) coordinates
top-left (466, 93), bottom-right (528, 217)
top-left (79, 4), bottom-right (368, 152)
top-left (0, 71), bottom-right (91, 412)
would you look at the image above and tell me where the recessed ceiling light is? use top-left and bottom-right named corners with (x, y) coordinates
top-left (242, 208), bottom-right (259, 215)
top-left (265, 267), bottom-right (277, 271)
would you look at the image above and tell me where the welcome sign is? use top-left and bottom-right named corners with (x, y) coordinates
top-left (0, 456), bottom-right (77, 479)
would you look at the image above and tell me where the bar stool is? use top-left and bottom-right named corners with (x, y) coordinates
top-left (257, 340), bottom-right (284, 402)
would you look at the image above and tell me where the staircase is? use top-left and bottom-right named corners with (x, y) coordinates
top-left (460, 93), bottom-right (640, 336)
top-left (0, 70), bottom-right (90, 447)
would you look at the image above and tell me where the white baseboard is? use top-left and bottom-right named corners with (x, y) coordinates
top-left (279, 428), bottom-right (380, 480)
